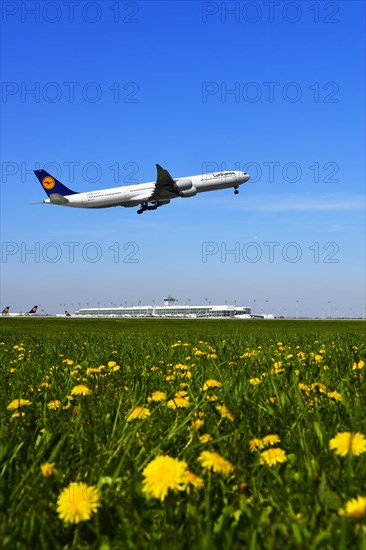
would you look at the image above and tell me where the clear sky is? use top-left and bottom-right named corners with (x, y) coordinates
top-left (1, 0), bottom-right (365, 317)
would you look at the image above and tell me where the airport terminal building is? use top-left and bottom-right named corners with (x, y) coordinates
top-left (74, 296), bottom-right (252, 319)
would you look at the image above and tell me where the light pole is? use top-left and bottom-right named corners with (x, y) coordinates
top-left (328, 301), bottom-right (331, 319)
top-left (296, 300), bottom-right (299, 319)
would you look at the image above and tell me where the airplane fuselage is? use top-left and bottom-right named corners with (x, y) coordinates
top-left (43, 170), bottom-right (249, 209)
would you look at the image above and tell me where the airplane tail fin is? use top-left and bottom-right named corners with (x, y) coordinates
top-left (34, 170), bottom-right (77, 197)
top-left (29, 305), bottom-right (38, 314)
top-left (65, 310), bottom-right (71, 317)
top-left (2, 306), bottom-right (9, 314)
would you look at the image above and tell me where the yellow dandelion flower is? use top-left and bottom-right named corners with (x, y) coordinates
top-left (339, 496), bottom-right (366, 519)
top-left (126, 406), bottom-right (150, 421)
top-left (70, 385), bottom-right (92, 396)
top-left (7, 398), bottom-right (32, 410)
top-left (40, 462), bottom-right (54, 478)
top-left (249, 438), bottom-right (264, 452)
top-left (86, 368), bottom-right (100, 375)
top-left (259, 447), bottom-right (287, 466)
top-left (192, 418), bottom-right (205, 431)
top-left (199, 433), bottom-right (213, 443)
top-left (147, 391), bottom-right (167, 403)
top-left (273, 361), bottom-right (282, 368)
top-left (57, 482), bottom-right (99, 524)
top-left (48, 400), bottom-right (61, 410)
top-left (183, 471), bottom-right (204, 489)
top-left (11, 411), bottom-right (26, 419)
top-left (216, 404), bottom-right (235, 421)
top-left (269, 396), bottom-right (277, 403)
top-left (174, 363), bottom-right (188, 370)
top-left (207, 353), bottom-right (217, 359)
top-left (142, 455), bottom-right (188, 501)
top-left (197, 451), bottom-right (234, 476)
top-left (175, 390), bottom-right (188, 397)
top-left (352, 360), bottom-right (365, 370)
top-left (205, 394), bottom-right (218, 402)
top-left (202, 379), bottom-right (222, 391)
top-left (107, 361), bottom-right (117, 367)
top-left (167, 396), bottom-right (190, 409)
top-left (327, 391), bottom-right (342, 401)
top-left (311, 382), bottom-right (327, 393)
top-left (262, 434), bottom-right (281, 447)
top-left (249, 378), bottom-right (262, 386)
top-left (329, 432), bottom-right (366, 457)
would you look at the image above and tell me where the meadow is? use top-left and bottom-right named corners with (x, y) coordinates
top-left (0, 318), bottom-right (365, 549)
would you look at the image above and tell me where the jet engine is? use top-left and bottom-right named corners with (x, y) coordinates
top-left (174, 179), bottom-right (193, 192)
top-left (179, 186), bottom-right (197, 198)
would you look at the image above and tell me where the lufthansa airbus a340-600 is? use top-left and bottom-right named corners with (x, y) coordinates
top-left (34, 164), bottom-right (250, 215)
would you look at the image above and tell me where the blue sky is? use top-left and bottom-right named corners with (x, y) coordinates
top-left (1, 0), bottom-right (365, 317)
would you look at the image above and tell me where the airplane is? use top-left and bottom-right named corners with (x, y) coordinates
top-left (33, 164), bottom-right (250, 214)
top-left (4, 306), bottom-right (39, 317)
top-left (1, 306), bottom-right (9, 315)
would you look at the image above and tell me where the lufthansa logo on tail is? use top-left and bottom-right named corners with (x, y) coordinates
top-left (42, 176), bottom-right (56, 190)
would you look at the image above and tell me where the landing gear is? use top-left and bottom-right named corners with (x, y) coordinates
top-left (137, 202), bottom-right (149, 214)
top-left (234, 186), bottom-right (239, 195)
top-left (136, 202), bottom-right (161, 214)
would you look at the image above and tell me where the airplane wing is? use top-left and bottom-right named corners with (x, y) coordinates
top-left (149, 164), bottom-right (177, 201)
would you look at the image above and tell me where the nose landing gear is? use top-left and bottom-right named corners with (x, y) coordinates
top-left (234, 186), bottom-right (239, 195)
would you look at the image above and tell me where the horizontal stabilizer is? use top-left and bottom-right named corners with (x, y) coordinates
top-left (49, 193), bottom-right (69, 205)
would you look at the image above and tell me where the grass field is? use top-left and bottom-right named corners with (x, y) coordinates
top-left (0, 318), bottom-right (365, 549)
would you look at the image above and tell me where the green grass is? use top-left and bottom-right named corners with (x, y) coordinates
top-left (1, 317), bottom-right (366, 338)
top-left (0, 319), bottom-right (365, 549)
